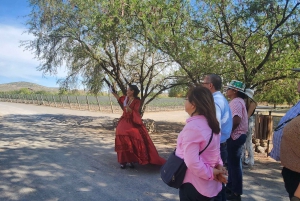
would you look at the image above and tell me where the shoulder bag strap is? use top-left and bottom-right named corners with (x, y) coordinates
top-left (199, 130), bottom-right (213, 155)
top-left (174, 130), bottom-right (214, 154)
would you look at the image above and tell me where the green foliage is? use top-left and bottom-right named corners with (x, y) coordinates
top-left (169, 85), bottom-right (188, 97)
top-left (23, 0), bottom-right (300, 110)
top-left (18, 88), bottom-right (34, 95)
top-left (58, 88), bottom-right (85, 96)
top-left (24, 0), bottom-right (185, 115)
top-left (255, 79), bottom-right (300, 106)
top-left (34, 90), bottom-right (49, 95)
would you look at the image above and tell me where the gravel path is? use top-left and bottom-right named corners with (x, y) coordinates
top-left (0, 102), bottom-right (288, 201)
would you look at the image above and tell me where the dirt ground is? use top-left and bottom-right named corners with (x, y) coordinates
top-left (76, 114), bottom-right (289, 201)
top-left (0, 102), bottom-right (289, 201)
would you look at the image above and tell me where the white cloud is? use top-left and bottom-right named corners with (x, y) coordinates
top-left (0, 25), bottom-right (38, 65)
top-left (0, 24), bottom-right (68, 86)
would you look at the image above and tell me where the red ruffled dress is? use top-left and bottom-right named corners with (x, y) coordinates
top-left (115, 96), bottom-right (166, 165)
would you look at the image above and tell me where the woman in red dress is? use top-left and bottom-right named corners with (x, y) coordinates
top-left (111, 84), bottom-right (166, 169)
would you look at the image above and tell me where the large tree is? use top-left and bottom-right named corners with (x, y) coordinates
top-left (138, 0), bottom-right (300, 96)
top-left (192, 0), bottom-right (300, 87)
top-left (23, 0), bottom-right (183, 115)
top-left (24, 0), bottom-right (300, 110)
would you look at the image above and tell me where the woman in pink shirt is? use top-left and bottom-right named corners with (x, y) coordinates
top-left (225, 80), bottom-right (248, 201)
top-left (176, 86), bottom-right (227, 201)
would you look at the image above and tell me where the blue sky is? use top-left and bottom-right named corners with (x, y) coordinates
top-left (0, 0), bottom-right (67, 88)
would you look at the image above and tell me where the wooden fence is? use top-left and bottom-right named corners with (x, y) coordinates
top-left (0, 93), bottom-right (185, 113)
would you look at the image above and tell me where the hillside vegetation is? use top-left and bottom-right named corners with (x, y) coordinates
top-left (0, 82), bottom-right (58, 92)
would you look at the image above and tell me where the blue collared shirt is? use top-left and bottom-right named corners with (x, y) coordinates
top-left (270, 101), bottom-right (300, 161)
top-left (213, 91), bottom-right (233, 143)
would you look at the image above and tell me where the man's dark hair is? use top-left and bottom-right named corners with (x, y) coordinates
top-left (207, 74), bottom-right (222, 90)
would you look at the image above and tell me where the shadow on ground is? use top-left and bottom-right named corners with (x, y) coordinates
top-left (0, 114), bottom-right (288, 201)
top-left (0, 114), bottom-right (179, 201)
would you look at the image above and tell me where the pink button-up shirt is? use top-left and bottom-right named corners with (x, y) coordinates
top-left (175, 115), bottom-right (223, 198)
top-left (229, 97), bottom-right (248, 140)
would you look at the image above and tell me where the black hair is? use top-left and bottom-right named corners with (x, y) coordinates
top-left (237, 91), bottom-right (246, 99)
top-left (129, 84), bottom-right (140, 98)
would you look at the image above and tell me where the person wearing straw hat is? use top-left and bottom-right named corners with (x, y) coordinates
top-left (225, 80), bottom-right (248, 201)
top-left (270, 68), bottom-right (300, 201)
top-left (241, 88), bottom-right (257, 167)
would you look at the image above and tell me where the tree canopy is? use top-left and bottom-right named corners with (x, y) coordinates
top-left (23, 0), bottom-right (300, 112)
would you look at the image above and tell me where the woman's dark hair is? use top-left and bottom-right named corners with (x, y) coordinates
top-left (237, 91), bottom-right (246, 99)
top-left (129, 84), bottom-right (140, 98)
top-left (186, 86), bottom-right (220, 134)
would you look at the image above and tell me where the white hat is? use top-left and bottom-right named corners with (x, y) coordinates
top-left (244, 88), bottom-right (254, 101)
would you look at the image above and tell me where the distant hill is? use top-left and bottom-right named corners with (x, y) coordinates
top-left (0, 82), bottom-right (59, 92)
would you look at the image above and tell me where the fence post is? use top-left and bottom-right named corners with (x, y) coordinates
top-left (96, 96), bottom-right (102, 111)
top-left (35, 94), bottom-right (38, 104)
top-left (9, 94), bottom-right (12, 102)
top-left (108, 90), bottom-right (114, 113)
top-left (40, 95), bottom-right (45, 105)
top-left (266, 111), bottom-right (273, 156)
top-left (47, 95), bottom-right (51, 106)
top-left (60, 96), bottom-right (64, 108)
top-left (30, 94), bottom-right (33, 104)
top-left (52, 95), bottom-right (57, 107)
top-left (67, 95), bottom-right (71, 109)
top-left (86, 96), bottom-right (90, 111)
top-left (44, 95), bottom-right (48, 106)
top-left (76, 96), bottom-right (81, 110)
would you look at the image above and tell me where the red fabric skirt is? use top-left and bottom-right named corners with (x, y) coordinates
top-left (115, 117), bottom-right (166, 165)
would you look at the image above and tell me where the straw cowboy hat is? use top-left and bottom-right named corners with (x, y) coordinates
top-left (227, 80), bottom-right (246, 92)
top-left (244, 88), bottom-right (255, 101)
top-left (280, 115), bottom-right (300, 173)
top-left (291, 68), bottom-right (300, 72)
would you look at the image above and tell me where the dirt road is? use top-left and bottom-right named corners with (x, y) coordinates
top-left (0, 102), bottom-right (288, 201)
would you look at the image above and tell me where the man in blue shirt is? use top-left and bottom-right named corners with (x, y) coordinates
top-left (202, 74), bottom-right (233, 201)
